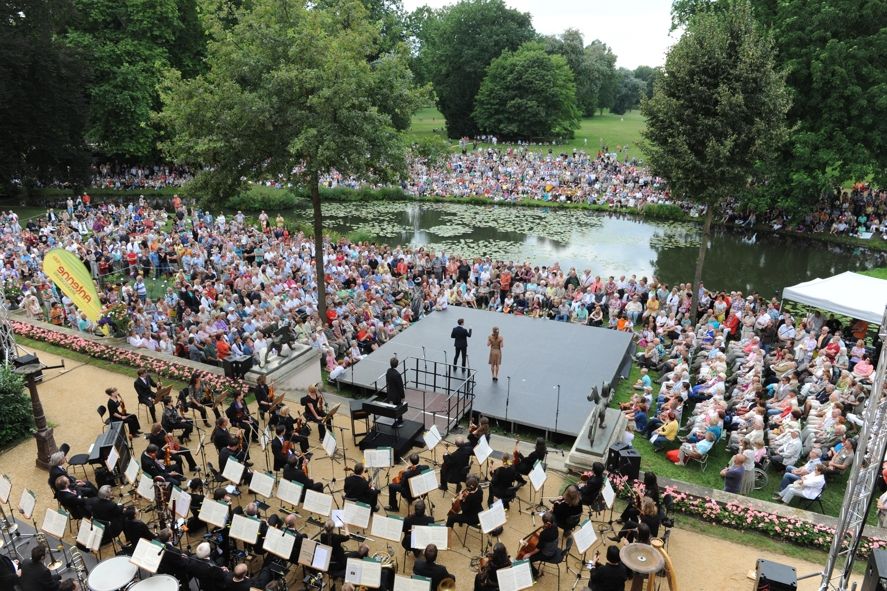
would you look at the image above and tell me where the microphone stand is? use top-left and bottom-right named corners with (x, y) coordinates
top-left (505, 377), bottom-right (512, 434)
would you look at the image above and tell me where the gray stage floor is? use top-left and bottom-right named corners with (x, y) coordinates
top-left (336, 307), bottom-right (633, 436)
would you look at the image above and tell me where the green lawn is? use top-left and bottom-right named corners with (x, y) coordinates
top-left (861, 267), bottom-right (887, 280)
top-left (613, 365), bottom-right (853, 519)
top-left (407, 107), bottom-right (646, 159)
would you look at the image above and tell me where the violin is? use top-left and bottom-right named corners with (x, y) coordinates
top-left (512, 439), bottom-right (522, 467)
top-left (516, 525), bottom-right (544, 560)
top-left (448, 487), bottom-right (471, 516)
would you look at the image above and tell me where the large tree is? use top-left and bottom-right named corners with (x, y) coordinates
top-left (473, 42), bottom-right (579, 140)
top-left (0, 0), bottom-right (90, 192)
top-left (610, 68), bottom-right (645, 115)
top-left (643, 0), bottom-right (789, 317)
top-left (584, 40), bottom-right (618, 116)
top-left (159, 0), bottom-right (417, 321)
top-left (421, 0), bottom-right (535, 138)
top-left (543, 29), bottom-right (596, 116)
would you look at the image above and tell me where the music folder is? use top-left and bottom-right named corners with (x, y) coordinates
top-left (297, 538), bottom-right (333, 572)
top-left (130, 538), bottom-right (165, 574)
top-left (345, 557), bottom-right (382, 589)
top-left (496, 559), bottom-right (533, 591)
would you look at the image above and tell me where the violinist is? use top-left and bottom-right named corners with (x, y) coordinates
top-left (520, 512), bottom-right (561, 578)
top-left (105, 386), bottom-right (141, 437)
top-left (219, 437), bottom-right (251, 482)
top-left (253, 375), bottom-right (273, 420)
top-left (468, 416), bottom-right (490, 446)
top-left (439, 437), bottom-right (472, 494)
top-left (282, 454), bottom-right (321, 502)
top-left (402, 499), bottom-right (434, 557)
top-left (344, 463), bottom-right (380, 511)
top-left (226, 391), bottom-right (259, 443)
top-left (552, 485), bottom-right (583, 536)
top-left (515, 437), bottom-right (547, 485)
top-left (211, 418), bottom-right (233, 454)
top-left (187, 478), bottom-right (207, 533)
top-left (181, 374), bottom-right (220, 427)
top-left (488, 457), bottom-right (520, 510)
top-left (269, 406), bottom-right (310, 454)
top-left (147, 423), bottom-right (198, 474)
top-left (161, 396), bottom-right (194, 442)
top-left (141, 444), bottom-right (183, 486)
top-left (474, 542), bottom-right (511, 591)
top-left (579, 462), bottom-right (605, 509)
top-left (386, 453), bottom-right (425, 512)
top-left (446, 474), bottom-right (483, 528)
top-left (134, 368), bottom-right (159, 423)
top-left (301, 384), bottom-right (328, 441)
top-left (271, 425), bottom-right (290, 472)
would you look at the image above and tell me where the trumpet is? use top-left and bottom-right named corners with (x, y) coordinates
top-left (71, 549), bottom-right (90, 590)
top-left (36, 531), bottom-right (63, 571)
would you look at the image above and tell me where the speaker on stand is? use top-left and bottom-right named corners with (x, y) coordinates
top-left (606, 442), bottom-right (641, 481)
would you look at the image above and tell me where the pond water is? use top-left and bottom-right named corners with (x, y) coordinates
top-left (292, 201), bottom-right (887, 296)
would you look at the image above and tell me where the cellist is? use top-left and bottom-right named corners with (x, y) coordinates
top-left (517, 511), bottom-right (561, 578)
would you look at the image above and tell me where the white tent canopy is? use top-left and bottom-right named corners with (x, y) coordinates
top-left (782, 271), bottom-right (887, 325)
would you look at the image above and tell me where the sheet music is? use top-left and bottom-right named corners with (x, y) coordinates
top-left (602, 478), bottom-right (616, 509)
top-left (174, 489), bottom-right (191, 518)
top-left (302, 489), bottom-right (333, 517)
top-left (408, 469), bottom-right (438, 498)
top-left (343, 501), bottom-right (372, 529)
top-left (423, 426), bottom-right (442, 451)
top-left (18, 489), bottom-right (36, 519)
top-left (41, 507), bottom-right (68, 539)
top-left (198, 498), bottom-right (230, 528)
top-left (331, 510), bottom-right (346, 529)
top-left (105, 445), bottom-right (120, 472)
top-left (0, 474), bottom-right (10, 504)
top-left (276, 479), bottom-right (304, 507)
top-left (230, 514), bottom-right (262, 544)
top-left (222, 457), bottom-right (246, 484)
top-left (572, 519), bottom-right (598, 554)
top-left (394, 575), bottom-right (432, 591)
top-left (345, 558), bottom-right (382, 588)
top-left (411, 525), bottom-right (448, 550)
top-left (473, 435), bottom-right (493, 465)
top-left (370, 514), bottom-right (404, 542)
top-left (297, 538), bottom-right (317, 567)
top-left (136, 472), bottom-right (155, 501)
top-left (364, 447), bottom-right (393, 468)
top-left (130, 538), bottom-right (165, 573)
top-left (322, 430), bottom-right (337, 457)
top-left (249, 471), bottom-right (276, 498)
top-left (312, 543), bottom-right (332, 571)
top-left (124, 459), bottom-right (139, 484)
top-left (496, 559), bottom-right (534, 591)
top-left (529, 460), bottom-right (547, 492)
top-left (262, 526), bottom-right (297, 560)
top-left (76, 518), bottom-right (104, 552)
top-left (478, 500), bottom-right (507, 533)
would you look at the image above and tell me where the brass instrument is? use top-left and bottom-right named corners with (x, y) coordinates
top-left (372, 544), bottom-right (398, 571)
top-left (0, 504), bottom-right (18, 534)
top-left (36, 531), bottom-right (63, 571)
top-left (71, 549), bottom-right (90, 589)
top-left (437, 577), bottom-right (457, 591)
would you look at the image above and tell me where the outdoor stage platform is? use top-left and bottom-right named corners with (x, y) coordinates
top-left (336, 307), bottom-right (634, 437)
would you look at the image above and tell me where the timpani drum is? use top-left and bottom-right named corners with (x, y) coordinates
top-left (128, 574), bottom-right (179, 591)
top-left (87, 556), bottom-right (138, 591)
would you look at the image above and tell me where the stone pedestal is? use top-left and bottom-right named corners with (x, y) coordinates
top-left (34, 427), bottom-right (58, 470)
top-left (565, 408), bottom-right (627, 473)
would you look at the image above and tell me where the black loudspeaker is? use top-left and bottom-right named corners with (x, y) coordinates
top-left (13, 353), bottom-right (43, 382)
top-left (863, 549), bottom-right (887, 591)
top-left (606, 442), bottom-right (641, 481)
top-left (755, 559), bottom-right (797, 590)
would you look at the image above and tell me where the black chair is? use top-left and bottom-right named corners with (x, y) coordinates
top-left (560, 514), bottom-right (582, 552)
top-left (799, 493), bottom-right (825, 513)
top-left (97, 405), bottom-right (110, 429)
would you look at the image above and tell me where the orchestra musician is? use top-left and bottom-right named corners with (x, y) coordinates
top-left (413, 544), bottom-right (455, 591)
top-left (438, 437), bottom-right (472, 493)
top-left (89, 485), bottom-right (124, 543)
top-left (552, 485), bottom-right (583, 536)
top-left (446, 474), bottom-right (484, 528)
top-left (219, 437), bottom-right (251, 482)
top-left (48, 449), bottom-right (97, 498)
top-left (271, 425), bottom-right (290, 472)
top-left (181, 374), bottom-right (221, 427)
top-left (515, 437), bottom-right (548, 484)
top-left (521, 511), bottom-right (562, 578)
top-left (344, 462), bottom-right (380, 511)
top-left (209, 488), bottom-right (234, 565)
top-left (105, 386), bottom-right (141, 436)
top-left (226, 390), bottom-right (259, 443)
top-left (253, 375), bottom-right (274, 420)
top-left (488, 457), bottom-right (520, 510)
top-left (133, 368), bottom-right (159, 423)
top-left (141, 443), bottom-right (183, 486)
top-left (282, 513), bottom-right (307, 563)
top-left (301, 384), bottom-right (328, 441)
top-left (156, 528), bottom-right (191, 588)
top-left (282, 454), bottom-right (321, 501)
top-left (269, 405), bottom-right (310, 453)
top-left (187, 478), bottom-right (208, 533)
top-left (243, 502), bottom-right (268, 556)
top-left (148, 422), bottom-right (200, 473)
top-left (211, 417), bottom-right (234, 454)
top-left (20, 545), bottom-right (61, 591)
top-left (320, 519), bottom-right (352, 579)
top-left (587, 545), bottom-right (630, 591)
top-left (188, 542), bottom-right (228, 589)
top-left (54, 476), bottom-right (91, 519)
top-left (579, 462), bottom-right (606, 509)
top-left (161, 396), bottom-right (194, 441)
top-left (468, 416), bottom-right (490, 446)
top-left (122, 505), bottom-right (154, 547)
top-left (474, 542), bottom-right (511, 591)
top-left (386, 453), bottom-right (426, 511)
top-left (402, 499), bottom-right (434, 557)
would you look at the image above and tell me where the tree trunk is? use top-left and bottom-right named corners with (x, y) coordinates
top-left (310, 174), bottom-right (327, 324)
top-left (690, 205), bottom-right (713, 321)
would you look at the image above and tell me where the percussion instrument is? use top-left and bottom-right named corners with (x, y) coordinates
top-left (88, 556), bottom-right (138, 591)
top-left (129, 574), bottom-right (179, 591)
top-left (620, 543), bottom-right (665, 591)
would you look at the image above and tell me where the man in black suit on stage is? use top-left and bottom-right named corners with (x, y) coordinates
top-left (19, 545), bottom-right (60, 591)
top-left (385, 357), bottom-right (405, 406)
top-left (413, 544), bottom-right (454, 590)
top-left (450, 318), bottom-right (472, 369)
top-left (134, 368), bottom-right (159, 422)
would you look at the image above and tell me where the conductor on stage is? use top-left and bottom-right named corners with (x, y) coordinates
top-left (386, 357), bottom-right (405, 406)
top-left (451, 318), bottom-right (472, 369)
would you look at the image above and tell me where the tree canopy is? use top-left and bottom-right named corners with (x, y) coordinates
top-left (473, 42), bottom-right (580, 140)
top-left (419, 0), bottom-right (535, 138)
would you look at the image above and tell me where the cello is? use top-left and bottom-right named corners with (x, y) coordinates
top-left (516, 526), bottom-right (544, 560)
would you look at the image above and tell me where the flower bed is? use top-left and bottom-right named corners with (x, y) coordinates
top-left (607, 473), bottom-right (887, 558)
top-left (12, 321), bottom-right (249, 397)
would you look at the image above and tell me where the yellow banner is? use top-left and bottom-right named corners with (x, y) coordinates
top-left (42, 248), bottom-right (103, 322)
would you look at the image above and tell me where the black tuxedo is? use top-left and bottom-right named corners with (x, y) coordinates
top-left (446, 487), bottom-right (483, 527)
top-left (413, 559), bottom-right (454, 591)
top-left (401, 513), bottom-right (434, 552)
top-left (140, 452), bottom-right (181, 486)
top-left (450, 325), bottom-right (472, 367)
top-left (123, 518), bottom-right (155, 546)
top-left (20, 558), bottom-right (60, 591)
top-left (57, 488), bottom-right (91, 519)
top-left (188, 556), bottom-right (227, 588)
top-left (282, 466), bottom-right (320, 500)
top-left (134, 375), bottom-right (158, 421)
top-left (48, 466), bottom-right (97, 498)
top-left (271, 437), bottom-right (287, 472)
top-left (90, 498), bottom-right (124, 540)
top-left (344, 474), bottom-right (379, 510)
top-left (385, 367), bottom-right (405, 405)
top-left (387, 464), bottom-right (428, 508)
top-left (440, 444), bottom-right (472, 488)
top-left (212, 428), bottom-right (233, 452)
